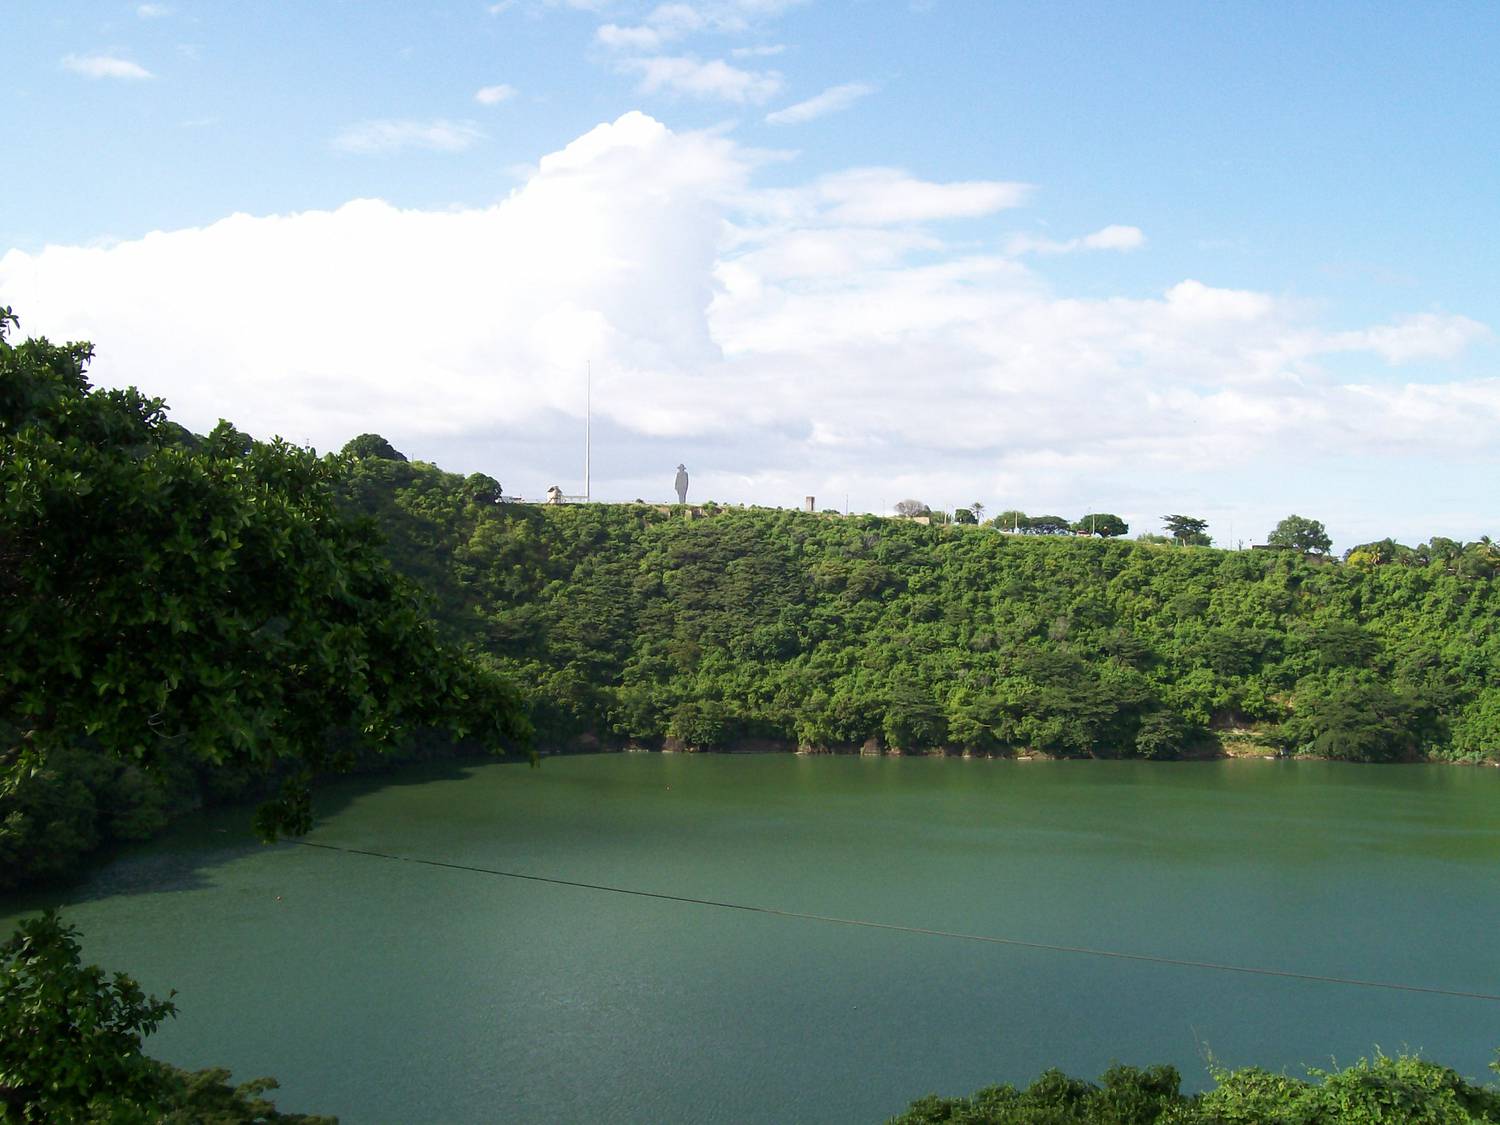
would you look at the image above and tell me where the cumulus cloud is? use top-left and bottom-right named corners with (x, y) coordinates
top-left (624, 55), bottom-right (781, 102)
top-left (765, 81), bottom-right (874, 125)
top-left (732, 43), bottom-right (786, 57)
top-left (475, 83), bottom-right (518, 105)
top-left (1, 112), bottom-right (1494, 541)
top-left (332, 118), bottom-right (485, 155)
top-left (62, 53), bottom-right (153, 80)
top-left (1007, 224), bottom-right (1146, 255)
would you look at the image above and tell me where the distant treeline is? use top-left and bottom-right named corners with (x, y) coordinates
top-left (339, 449), bottom-right (1500, 764)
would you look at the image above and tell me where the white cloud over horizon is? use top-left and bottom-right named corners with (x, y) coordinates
top-left (2, 112), bottom-right (1495, 545)
top-left (61, 53), bottom-right (154, 80)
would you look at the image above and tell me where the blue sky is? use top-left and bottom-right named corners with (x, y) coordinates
top-left (3, 1), bottom-right (1498, 548)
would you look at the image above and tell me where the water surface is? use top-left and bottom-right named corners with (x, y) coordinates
top-left (5, 756), bottom-right (1498, 1123)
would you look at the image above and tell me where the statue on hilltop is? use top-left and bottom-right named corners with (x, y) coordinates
top-left (674, 464), bottom-right (689, 505)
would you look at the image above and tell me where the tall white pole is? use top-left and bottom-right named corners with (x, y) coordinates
top-left (585, 361), bottom-right (591, 502)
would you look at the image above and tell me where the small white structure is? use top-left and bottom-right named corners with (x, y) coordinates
top-left (804, 496), bottom-right (815, 512)
top-left (545, 484), bottom-right (564, 505)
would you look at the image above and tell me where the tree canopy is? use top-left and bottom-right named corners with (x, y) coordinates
top-left (1073, 513), bottom-right (1129, 538)
top-left (892, 1054), bottom-right (1500, 1123)
top-left (340, 433), bottom-right (407, 462)
top-left (1268, 513), bottom-right (1332, 554)
top-left (1162, 514), bottom-right (1211, 546)
top-left (1, 310), bottom-right (527, 884)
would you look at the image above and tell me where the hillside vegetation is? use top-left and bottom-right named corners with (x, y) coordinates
top-left (341, 455), bottom-right (1500, 763)
top-left (0, 314), bottom-right (526, 890)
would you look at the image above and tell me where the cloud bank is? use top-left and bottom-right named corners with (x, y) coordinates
top-left (1, 112), bottom-right (1494, 543)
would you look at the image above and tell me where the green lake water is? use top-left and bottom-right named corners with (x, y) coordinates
top-left (4, 755), bottom-right (1499, 1123)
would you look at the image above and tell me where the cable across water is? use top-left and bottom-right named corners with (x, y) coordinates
top-left (289, 839), bottom-right (1500, 1004)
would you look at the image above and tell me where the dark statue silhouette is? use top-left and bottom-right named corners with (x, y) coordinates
top-left (674, 464), bottom-right (689, 504)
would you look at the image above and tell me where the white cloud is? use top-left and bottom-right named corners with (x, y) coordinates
top-left (759, 167), bottom-right (1029, 225)
top-left (625, 56), bottom-right (781, 103)
top-left (1008, 224), bottom-right (1145, 255)
top-left (332, 118), bottom-right (486, 155)
top-left (61, 53), bottom-right (153, 80)
top-left (646, 3), bottom-right (708, 33)
top-left (1324, 312), bottom-right (1491, 364)
top-left (475, 83), bottom-right (518, 105)
top-left (765, 81), bottom-right (874, 125)
top-left (2, 112), bottom-right (1494, 541)
top-left (731, 43), bottom-right (785, 57)
top-left (136, 3), bottom-right (170, 17)
top-left (597, 23), bottom-right (668, 49)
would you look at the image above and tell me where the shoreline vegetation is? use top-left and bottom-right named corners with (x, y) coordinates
top-left (888, 1055), bottom-right (1500, 1123)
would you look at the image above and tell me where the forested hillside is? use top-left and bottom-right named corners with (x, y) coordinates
top-left (341, 454), bottom-right (1500, 763)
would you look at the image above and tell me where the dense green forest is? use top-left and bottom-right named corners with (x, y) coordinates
top-left (0, 312), bottom-right (526, 891)
top-left (338, 451), bottom-right (1500, 766)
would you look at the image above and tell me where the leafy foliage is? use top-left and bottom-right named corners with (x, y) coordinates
top-left (1162, 514), bottom-right (1211, 546)
top-left (890, 1054), bottom-right (1500, 1123)
top-left (0, 910), bottom-right (334, 1123)
top-left (1, 311), bottom-right (527, 886)
top-left (0, 909), bottom-right (176, 1120)
top-left (1268, 514), bottom-right (1333, 554)
top-left (1073, 513), bottom-right (1129, 538)
top-left (340, 433), bottom-right (407, 462)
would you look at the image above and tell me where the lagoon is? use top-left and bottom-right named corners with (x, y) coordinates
top-left (5, 755), bottom-right (1499, 1123)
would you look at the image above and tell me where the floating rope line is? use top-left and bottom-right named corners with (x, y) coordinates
top-left (289, 840), bottom-right (1500, 1004)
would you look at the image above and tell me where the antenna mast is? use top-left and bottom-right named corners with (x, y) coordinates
top-left (585, 361), bottom-right (591, 502)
